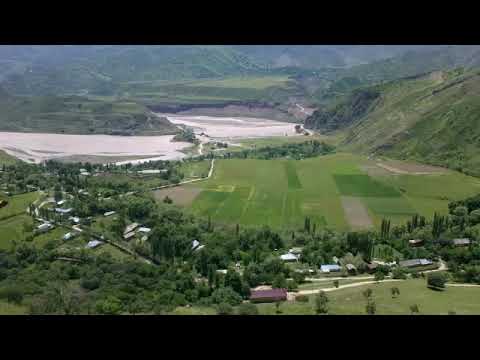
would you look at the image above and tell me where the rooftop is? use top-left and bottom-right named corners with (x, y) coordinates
top-left (250, 288), bottom-right (287, 300)
top-left (453, 238), bottom-right (471, 246)
top-left (321, 264), bottom-right (341, 272)
top-left (280, 253), bottom-right (298, 261)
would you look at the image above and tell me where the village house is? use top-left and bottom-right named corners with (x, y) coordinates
top-left (85, 240), bottom-right (103, 249)
top-left (104, 211), bottom-right (116, 217)
top-left (56, 199), bottom-right (66, 206)
top-left (320, 264), bottom-right (341, 273)
top-left (138, 227), bottom-right (151, 234)
top-left (409, 239), bottom-right (424, 247)
top-left (366, 262), bottom-right (379, 273)
top-left (37, 222), bottom-right (53, 233)
top-left (399, 258), bottom-right (433, 268)
top-left (62, 232), bottom-right (76, 241)
top-left (69, 216), bottom-right (80, 224)
top-left (345, 263), bottom-right (357, 274)
top-left (289, 247), bottom-right (303, 255)
top-left (453, 238), bottom-right (471, 247)
top-left (124, 223), bottom-right (139, 235)
top-left (137, 169), bottom-right (168, 175)
top-left (280, 253), bottom-right (299, 262)
top-left (250, 288), bottom-right (288, 303)
top-left (192, 239), bottom-right (200, 250)
top-left (55, 207), bottom-right (73, 215)
top-left (123, 232), bottom-right (136, 241)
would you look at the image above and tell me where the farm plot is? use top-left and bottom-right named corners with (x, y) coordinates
top-left (187, 153), bottom-right (480, 230)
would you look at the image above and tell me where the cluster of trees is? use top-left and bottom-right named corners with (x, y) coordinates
top-left (220, 140), bottom-right (335, 160)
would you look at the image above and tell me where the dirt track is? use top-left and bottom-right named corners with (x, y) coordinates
top-left (341, 196), bottom-right (373, 230)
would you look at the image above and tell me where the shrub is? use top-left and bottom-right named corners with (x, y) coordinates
top-left (0, 286), bottom-right (24, 304)
top-left (286, 279), bottom-right (298, 291)
top-left (81, 277), bottom-right (100, 291)
top-left (392, 267), bottom-right (407, 279)
top-left (210, 287), bottom-right (242, 306)
top-left (427, 272), bottom-right (447, 290)
top-left (237, 303), bottom-right (258, 315)
top-left (333, 280), bottom-right (339, 288)
top-left (216, 302), bottom-right (234, 315)
top-left (295, 294), bottom-right (309, 303)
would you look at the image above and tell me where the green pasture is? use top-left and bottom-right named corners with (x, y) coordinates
top-left (187, 152), bottom-right (480, 230)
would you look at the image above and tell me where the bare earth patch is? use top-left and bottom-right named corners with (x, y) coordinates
top-left (153, 186), bottom-right (202, 206)
top-left (376, 160), bottom-right (447, 175)
top-left (341, 196), bottom-right (373, 230)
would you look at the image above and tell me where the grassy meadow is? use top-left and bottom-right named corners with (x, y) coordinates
top-left (256, 279), bottom-right (480, 315)
top-left (185, 153), bottom-right (480, 230)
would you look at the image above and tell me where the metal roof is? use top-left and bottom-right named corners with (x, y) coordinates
top-left (321, 264), bottom-right (341, 272)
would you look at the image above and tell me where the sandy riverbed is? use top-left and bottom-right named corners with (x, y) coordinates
top-left (0, 132), bottom-right (190, 164)
top-left (161, 114), bottom-right (300, 139)
top-left (0, 115), bottom-right (301, 164)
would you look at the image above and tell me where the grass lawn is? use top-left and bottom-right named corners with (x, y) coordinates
top-left (0, 191), bottom-right (39, 221)
top-left (0, 301), bottom-right (28, 315)
top-left (257, 279), bottom-right (480, 315)
top-left (0, 214), bottom-right (33, 250)
top-left (187, 153), bottom-right (480, 230)
top-left (179, 160), bottom-right (211, 179)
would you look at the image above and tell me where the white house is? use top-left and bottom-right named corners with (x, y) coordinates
top-left (86, 240), bottom-right (103, 249)
top-left (37, 222), bottom-right (53, 233)
top-left (124, 223), bottom-right (139, 235)
top-left (56, 199), bottom-right (66, 206)
top-left (192, 239), bottom-right (200, 250)
top-left (123, 231), bottom-right (136, 241)
top-left (63, 232), bottom-right (75, 241)
top-left (104, 211), bottom-right (116, 217)
top-left (320, 264), bottom-right (341, 273)
top-left (280, 253), bottom-right (299, 262)
top-left (138, 227), bottom-right (151, 234)
top-left (55, 208), bottom-right (73, 215)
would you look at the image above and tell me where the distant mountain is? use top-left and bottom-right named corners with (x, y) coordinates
top-left (311, 45), bottom-right (480, 101)
top-left (306, 67), bottom-right (480, 176)
top-left (0, 46), bottom-right (268, 95)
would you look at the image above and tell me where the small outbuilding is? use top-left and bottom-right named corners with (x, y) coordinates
top-left (104, 211), bottom-right (116, 217)
top-left (399, 259), bottom-right (433, 268)
top-left (453, 238), bottom-right (471, 247)
top-left (409, 239), bottom-right (424, 247)
top-left (124, 223), bottom-right (139, 235)
top-left (345, 263), bottom-right (357, 274)
top-left (123, 231), bottom-right (136, 241)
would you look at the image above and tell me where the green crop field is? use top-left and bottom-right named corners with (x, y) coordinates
top-left (0, 214), bottom-right (33, 250)
top-left (256, 279), bottom-right (480, 315)
top-left (186, 153), bottom-right (480, 230)
top-left (0, 192), bottom-right (39, 221)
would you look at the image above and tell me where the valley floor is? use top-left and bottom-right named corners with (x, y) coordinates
top-left (159, 153), bottom-right (480, 231)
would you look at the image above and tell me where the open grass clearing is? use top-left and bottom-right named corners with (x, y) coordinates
top-left (257, 279), bottom-right (480, 315)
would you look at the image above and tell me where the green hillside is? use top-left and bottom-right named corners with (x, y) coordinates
top-left (313, 68), bottom-right (480, 176)
top-left (0, 46), bottom-right (269, 96)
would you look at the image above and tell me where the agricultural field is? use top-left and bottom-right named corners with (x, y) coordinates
top-left (185, 153), bottom-right (480, 230)
top-left (125, 75), bottom-right (298, 105)
top-left (0, 192), bottom-right (39, 221)
top-left (256, 279), bottom-right (480, 315)
top-left (0, 214), bottom-right (33, 250)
